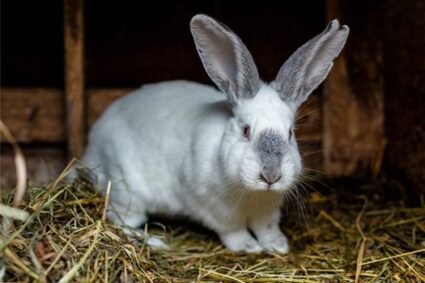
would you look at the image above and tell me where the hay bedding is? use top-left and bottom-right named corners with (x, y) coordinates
top-left (1, 166), bottom-right (424, 282)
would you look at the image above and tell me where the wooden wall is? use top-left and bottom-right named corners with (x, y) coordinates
top-left (2, 0), bottom-right (423, 193)
top-left (323, 0), bottom-right (384, 178)
top-left (382, 0), bottom-right (425, 194)
top-left (323, 0), bottom-right (425, 192)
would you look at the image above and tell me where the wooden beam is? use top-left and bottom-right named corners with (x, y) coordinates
top-left (64, 0), bottom-right (85, 159)
top-left (1, 88), bottom-right (322, 144)
top-left (1, 145), bottom-right (66, 188)
top-left (323, 0), bottom-right (384, 177)
top-left (0, 88), bottom-right (65, 142)
top-left (0, 86), bottom-right (323, 186)
top-left (382, 0), bottom-right (425, 193)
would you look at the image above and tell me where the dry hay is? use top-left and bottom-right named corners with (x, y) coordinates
top-left (1, 164), bottom-right (424, 282)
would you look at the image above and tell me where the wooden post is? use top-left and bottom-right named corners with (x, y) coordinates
top-left (323, 0), bottom-right (384, 177)
top-left (64, 0), bottom-right (85, 159)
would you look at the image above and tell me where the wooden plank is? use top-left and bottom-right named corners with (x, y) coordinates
top-left (64, 0), bottom-right (85, 159)
top-left (1, 88), bottom-right (322, 144)
top-left (1, 145), bottom-right (66, 189)
top-left (0, 88), bottom-right (65, 142)
top-left (383, 0), bottom-right (425, 193)
top-left (323, 0), bottom-right (384, 177)
top-left (1, 86), bottom-right (323, 187)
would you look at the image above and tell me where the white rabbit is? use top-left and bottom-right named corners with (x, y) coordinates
top-left (81, 14), bottom-right (349, 253)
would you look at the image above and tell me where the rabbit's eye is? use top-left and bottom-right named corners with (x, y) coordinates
top-left (242, 125), bottom-right (250, 140)
top-left (288, 128), bottom-right (293, 140)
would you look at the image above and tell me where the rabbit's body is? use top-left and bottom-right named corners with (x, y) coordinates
top-left (81, 15), bottom-right (349, 253)
top-left (84, 80), bottom-right (289, 252)
top-left (84, 81), bottom-right (231, 222)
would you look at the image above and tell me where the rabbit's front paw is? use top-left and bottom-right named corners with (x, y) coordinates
top-left (259, 232), bottom-right (289, 254)
top-left (251, 217), bottom-right (290, 254)
top-left (220, 229), bottom-right (264, 253)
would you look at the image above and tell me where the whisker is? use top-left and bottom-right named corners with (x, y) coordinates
top-left (300, 149), bottom-right (328, 158)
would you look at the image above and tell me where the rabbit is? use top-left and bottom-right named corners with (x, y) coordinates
top-left (81, 14), bottom-right (349, 253)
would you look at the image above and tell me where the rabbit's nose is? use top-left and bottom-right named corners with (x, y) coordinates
top-left (259, 173), bottom-right (282, 185)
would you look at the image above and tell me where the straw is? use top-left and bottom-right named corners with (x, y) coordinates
top-left (1, 165), bottom-right (424, 281)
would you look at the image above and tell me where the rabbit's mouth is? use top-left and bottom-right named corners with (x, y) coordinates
top-left (239, 172), bottom-right (296, 193)
top-left (257, 174), bottom-right (282, 190)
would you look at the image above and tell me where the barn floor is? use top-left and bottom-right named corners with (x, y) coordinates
top-left (2, 166), bottom-right (424, 282)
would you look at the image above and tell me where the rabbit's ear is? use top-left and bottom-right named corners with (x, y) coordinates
top-left (190, 14), bottom-right (260, 105)
top-left (273, 20), bottom-right (349, 109)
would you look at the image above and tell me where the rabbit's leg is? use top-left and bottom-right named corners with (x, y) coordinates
top-left (106, 203), bottom-right (147, 228)
top-left (106, 206), bottom-right (169, 249)
top-left (200, 205), bottom-right (264, 253)
top-left (119, 226), bottom-right (169, 249)
top-left (249, 210), bottom-right (289, 254)
top-left (218, 228), bottom-right (264, 253)
top-left (104, 180), bottom-right (169, 249)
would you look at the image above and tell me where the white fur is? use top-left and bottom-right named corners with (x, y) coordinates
top-left (81, 15), bottom-right (348, 253)
top-left (83, 81), bottom-right (295, 253)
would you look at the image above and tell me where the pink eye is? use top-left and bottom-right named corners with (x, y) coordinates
top-left (243, 125), bottom-right (250, 139)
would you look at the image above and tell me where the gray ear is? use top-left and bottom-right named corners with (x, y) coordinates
top-left (272, 20), bottom-right (349, 108)
top-left (190, 14), bottom-right (260, 105)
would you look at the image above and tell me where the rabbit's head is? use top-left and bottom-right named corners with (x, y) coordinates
top-left (191, 15), bottom-right (349, 192)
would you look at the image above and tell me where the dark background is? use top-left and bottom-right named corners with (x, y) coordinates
top-left (2, 1), bottom-right (325, 87)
